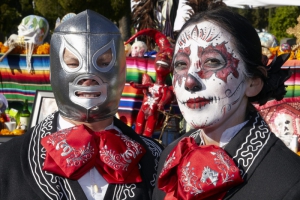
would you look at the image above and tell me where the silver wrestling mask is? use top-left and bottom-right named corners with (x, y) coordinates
top-left (50, 10), bottom-right (126, 122)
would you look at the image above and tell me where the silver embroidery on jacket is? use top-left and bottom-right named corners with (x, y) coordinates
top-left (112, 184), bottom-right (137, 199)
top-left (28, 113), bottom-right (76, 200)
top-left (232, 112), bottom-right (271, 177)
top-left (140, 136), bottom-right (162, 186)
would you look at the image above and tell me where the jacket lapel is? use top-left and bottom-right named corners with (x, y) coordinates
top-left (23, 112), bottom-right (87, 200)
top-left (224, 112), bottom-right (278, 198)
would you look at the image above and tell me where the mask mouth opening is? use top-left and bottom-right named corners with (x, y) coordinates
top-left (74, 78), bottom-right (102, 98)
top-left (69, 73), bottom-right (108, 108)
top-left (75, 91), bottom-right (101, 98)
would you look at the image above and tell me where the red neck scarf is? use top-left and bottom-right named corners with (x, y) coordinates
top-left (41, 124), bottom-right (146, 183)
top-left (158, 137), bottom-right (243, 200)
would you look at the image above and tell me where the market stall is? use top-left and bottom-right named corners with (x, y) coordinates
top-left (0, 54), bottom-right (176, 126)
top-left (1, 54), bottom-right (298, 102)
top-left (0, 53), bottom-right (299, 145)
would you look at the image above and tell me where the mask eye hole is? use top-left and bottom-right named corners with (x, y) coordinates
top-left (63, 48), bottom-right (80, 69)
top-left (92, 39), bottom-right (116, 72)
top-left (96, 49), bottom-right (112, 68)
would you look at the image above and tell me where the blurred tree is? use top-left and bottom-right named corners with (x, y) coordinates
top-left (269, 6), bottom-right (300, 41)
top-left (20, 0), bottom-right (36, 16)
top-left (232, 6), bottom-right (300, 42)
top-left (235, 7), bottom-right (255, 25)
top-left (253, 7), bottom-right (269, 32)
top-left (2, 2), bottom-right (298, 46)
top-left (34, 0), bottom-right (131, 37)
top-left (0, 0), bottom-right (23, 41)
top-left (232, 7), bottom-right (268, 32)
top-left (32, 0), bottom-right (64, 33)
top-left (0, 0), bottom-right (132, 43)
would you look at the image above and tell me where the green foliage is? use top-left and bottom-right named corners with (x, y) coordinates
top-left (0, 0), bottom-right (131, 42)
top-left (0, 4), bottom-right (22, 40)
top-left (19, 0), bottom-right (34, 16)
top-left (34, 0), bottom-right (131, 33)
top-left (269, 6), bottom-right (300, 41)
top-left (253, 8), bottom-right (269, 31)
top-left (2, 2), bottom-right (298, 45)
top-left (85, 0), bottom-right (131, 22)
top-left (232, 6), bottom-right (300, 42)
top-left (33, 0), bottom-right (65, 32)
top-left (236, 8), bottom-right (256, 24)
top-left (232, 7), bottom-right (268, 31)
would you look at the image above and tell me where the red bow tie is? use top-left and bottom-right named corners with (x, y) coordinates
top-left (158, 137), bottom-right (243, 200)
top-left (41, 124), bottom-right (146, 184)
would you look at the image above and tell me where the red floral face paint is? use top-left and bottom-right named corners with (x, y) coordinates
top-left (173, 46), bottom-right (191, 87)
top-left (197, 42), bottom-right (240, 83)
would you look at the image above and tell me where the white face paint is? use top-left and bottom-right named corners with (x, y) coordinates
top-left (172, 21), bottom-right (248, 129)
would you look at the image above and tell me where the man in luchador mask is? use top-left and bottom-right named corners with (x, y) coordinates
top-left (0, 10), bottom-right (163, 200)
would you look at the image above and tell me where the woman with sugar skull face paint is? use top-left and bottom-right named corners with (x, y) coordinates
top-left (153, 7), bottom-right (300, 200)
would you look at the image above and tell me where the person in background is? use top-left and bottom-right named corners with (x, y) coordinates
top-left (152, 7), bottom-right (300, 200)
top-left (0, 9), bottom-right (163, 200)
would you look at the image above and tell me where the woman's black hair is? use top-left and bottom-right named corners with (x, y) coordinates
top-left (177, 7), bottom-right (291, 105)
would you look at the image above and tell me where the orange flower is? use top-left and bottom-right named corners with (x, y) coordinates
top-left (0, 42), bottom-right (50, 55)
top-left (36, 43), bottom-right (50, 54)
top-left (1, 45), bottom-right (9, 53)
top-left (0, 129), bottom-right (11, 135)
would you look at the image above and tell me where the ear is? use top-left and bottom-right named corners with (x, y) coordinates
top-left (245, 77), bottom-right (264, 97)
